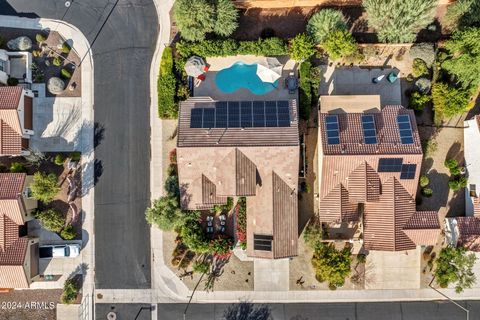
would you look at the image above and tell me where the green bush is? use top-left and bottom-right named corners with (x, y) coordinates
top-left (69, 151), bottom-right (81, 161)
top-left (432, 82), bottom-right (472, 120)
top-left (60, 224), bottom-right (76, 240)
top-left (7, 77), bottom-right (18, 86)
top-left (145, 196), bottom-right (183, 231)
top-left (322, 29), bottom-right (359, 60)
top-left (412, 58), bottom-right (429, 77)
top-left (61, 42), bottom-right (71, 54)
top-left (306, 9), bottom-right (347, 44)
top-left (181, 212), bottom-right (210, 253)
top-left (164, 174), bottom-right (180, 198)
top-left (312, 243), bottom-right (352, 289)
top-left (303, 219), bottom-right (323, 250)
top-left (35, 209), bottom-right (65, 233)
top-left (53, 57), bottom-right (62, 66)
top-left (444, 159), bottom-right (459, 170)
top-left (409, 43), bottom-right (435, 67)
top-left (356, 253), bottom-right (367, 264)
top-left (409, 91), bottom-right (431, 112)
top-left (158, 47), bottom-right (177, 119)
top-left (421, 187), bottom-right (433, 197)
top-left (61, 279), bottom-right (79, 304)
top-left (420, 175), bottom-right (430, 187)
top-left (54, 154), bottom-right (65, 166)
top-left (299, 61), bottom-right (312, 120)
top-left (35, 33), bottom-right (46, 43)
top-left (422, 138), bottom-right (438, 157)
top-left (31, 172), bottom-right (60, 204)
top-left (10, 162), bottom-right (26, 173)
top-left (61, 68), bottom-right (72, 79)
top-left (192, 260), bottom-right (210, 274)
top-left (435, 246), bottom-right (477, 293)
top-left (449, 177), bottom-right (467, 191)
top-left (363, 0), bottom-right (437, 43)
top-left (415, 77), bottom-right (432, 93)
top-left (288, 33), bottom-right (316, 62)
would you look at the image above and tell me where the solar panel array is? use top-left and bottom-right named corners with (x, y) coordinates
top-left (325, 115), bottom-right (340, 145)
top-left (400, 164), bottom-right (417, 179)
top-left (378, 158), bottom-right (403, 172)
top-left (253, 234), bottom-right (273, 251)
top-left (397, 114), bottom-right (414, 144)
top-left (361, 115), bottom-right (377, 145)
top-left (190, 101), bottom-right (290, 129)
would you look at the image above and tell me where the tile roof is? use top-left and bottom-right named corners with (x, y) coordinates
top-left (0, 265), bottom-right (29, 288)
top-left (403, 211), bottom-right (441, 246)
top-left (454, 217), bottom-right (480, 252)
top-left (319, 105), bottom-right (422, 156)
top-left (0, 173), bottom-right (25, 199)
top-left (0, 86), bottom-right (22, 110)
top-left (177, 97), bottom-right (299, 148)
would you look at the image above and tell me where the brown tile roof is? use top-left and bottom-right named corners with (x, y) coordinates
top-left (0, 173), bottom-right (26, 199)
top-left (403, 211), bottom-right (441, 246)
top-left (0, 265), bottom-right (29, 288)
top-left (177, 97), bottom-right (299, 148)
top-left (454, 217), bottom-right (480, 252)
top-left (319, 105), bottom-right (422, 156)
top-left (0, 86), bottom-right (22, 110)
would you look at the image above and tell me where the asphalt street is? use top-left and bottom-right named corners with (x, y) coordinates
top-left (0, 0), bottom-right (158, 289)
top-left (158, 301), bottom-right (479, 320)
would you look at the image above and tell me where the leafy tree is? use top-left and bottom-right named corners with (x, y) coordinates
top-left (363, 0), bottom-right (436, 43)
top-left (35, 209), bottom-right (65, 233)
top-left (10, 162), bottom-right (26, 173)
top-left (431, 82), bottom-right (472, 119)
top-left (443, 0), bottom-right (480, 31)
top-left (322, 29), bottom-right (358, 60)
top-left (158, 47), bottom-right (177, 119)
top-left (145, 196), bottom-right (183, 231)
top-left (223, 302), bottom-right (271, 320)
top-left (60, 224), bottom-right (76, 240)
top-left (311, 243), bottom-right (352, 289)
top-left (444, 159), bottom-right (459, 170)
top-left (174, 0), bottom-right (215, 41)
top-left (31, 172), bottom-right (60, 203)
top-left (442, 28), bottom-right (480, 90)
top-left (214, 0), bottom-right (238, 37)
top-left (61, 278), bottom-right (80, 304)
top-left (435, 246), bottom-right (477, 293)
top-left (306, 9), bottom-right (347, 44)
top-left (288, 33), bottom-right (316, 62)
top-left (412, 58), bottom-right (429, 78)
top-left (164, 174), bottom-right (180, 198)
top-left (299, 61), bottom-right (312, 120)
top-left (409, 91), bottom-right (431, 112)
top-left (180, 211), bottom-right (210, 253)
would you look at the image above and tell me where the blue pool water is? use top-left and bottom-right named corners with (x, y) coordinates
top-left (215, 62), bottom-right (278, 95)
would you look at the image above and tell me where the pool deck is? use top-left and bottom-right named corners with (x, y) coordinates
top-left (194, 55), bottom-right (297, 101)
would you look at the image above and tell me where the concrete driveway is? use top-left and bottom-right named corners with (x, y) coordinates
top-left (365, 248), bottom-right (421, 290)
top-left (320, 66), bottom-right (402, 106)
top-left (254, 258), bottom-right (289, 291)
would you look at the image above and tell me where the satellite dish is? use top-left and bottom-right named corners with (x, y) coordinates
top-left (107, 312), bottom-right (117, 320)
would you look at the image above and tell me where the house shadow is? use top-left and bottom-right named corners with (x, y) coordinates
top-left (416, 169), bottom-right (450, 212)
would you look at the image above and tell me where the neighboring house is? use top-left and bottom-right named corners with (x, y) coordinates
top-left (0, 49), bottom-right (32, 85)
top-left (317, 95), bottom-right (440, 252)
top-left (0, 173), bottom-right (39, 289)
top-left (444, 116), bottom-right (480, 251)
top-left (177, 97), bottom-right (299, 259)
top-left (0, 86), bottom-right (35, 155)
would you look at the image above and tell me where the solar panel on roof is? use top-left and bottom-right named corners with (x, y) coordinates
top-left (361, 115), bottom-right (377, 145)
top-left (325, 115), bottom-right (340, 145)
top-left (397, 114), bottom-right (414, 144)
top-left (228, 101), bottom-right (240, 128)
top-left (241, 101), bottom-right (253, 127)
top-left (215, 103), bottom-right (227, 128)
top-left (190, 108), bottom-right (203, 128)
top-left (253, 102), bottom-right (265, 127)
top-left (378, 158), bottom-right (403, 172)
top-left (400, 164), bottom-right (416, 179)
top-left (202, 108), bottom-right (215, 128)
top-left (265, 102), bottom-right (277, 127)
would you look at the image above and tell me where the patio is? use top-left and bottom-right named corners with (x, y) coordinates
top-left (193, 55), bottom-right (297, 101)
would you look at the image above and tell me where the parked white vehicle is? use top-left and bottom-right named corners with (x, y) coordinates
top-left (39, 244), bottom-right (81, 258)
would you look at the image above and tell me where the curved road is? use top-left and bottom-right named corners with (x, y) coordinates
top-left (0, 0), bottom-right (159, 289)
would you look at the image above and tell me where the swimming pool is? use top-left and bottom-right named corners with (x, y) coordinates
top-left (215, 62), bottom-right (278, 95)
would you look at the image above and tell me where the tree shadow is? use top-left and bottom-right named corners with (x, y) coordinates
top-left (94, 122), bottom-right (105, 149)
top-left (417, 169), bottom-right (450, 212)
top-left (446, 189), bottom-right (466, 218)
top-left (223, 301), bottom-right (271, 320)
top-left (79, 159), bottom-right (103, 197)
top-left (445, 141), bottom-right (464, 165)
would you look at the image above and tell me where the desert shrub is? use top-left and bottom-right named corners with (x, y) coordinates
top-left (61, 42), bottom-right (71, 54)
top-left (30, 172), bottom-right (60, 204)
top-left (158, 47), bottom-right (177, 119)
top-left (35, 33), bottom-right (46, 43)
top-left (322, 29), bottom-right (358, 60)
top-left (299, 61), bottom-right (312, 120)
top-left (422, 139), bottom-right (438, 157)
top-left (35, 209), bottom-right (65, 233)
top-left (61, 279), bottom-right (79, 304)
top-left (312, 243), bottom-right (352, 289)
top-left (409, 43), bottom-right (436, 67)
top-left (442, 28), bottom-right (480, 90)
top-left (61, 68), bottom-right (72, 79)
top-left (10, 162), bottom-right (26, 173)
top-left (409, 91), bottom-right (431, 113)
top-left (53, 57), bottom-right (62, 66)
top-left (69, 151), bottom-right (81, 161)
top-left (60, 225), bottom-right (76, 240)
top-left (7, 77), bottom-right (18, 86)
top-left (303, 219), bottom-right (323, 249)
top-left (54, 154), bottom-right (65, 166)
top-left (412, 58), bottom-right (429, 77)
top-left (363, 0), bottom-right (437, 43)
top-left (288, 33), bottom-right (316, 62)
top-left (421, 187), bottom-right (433, 197)
top-left (420, 175), bottom-right (430, 188)
top-left (415, 77), bottom-right (432, 93)
top-left (306, 9), bottom-right (347, 44)
top-left (443, 0), bottom-right (480, 31)
top-left (435, 246), bottom-right (477, 293)
top-left (432, 82), bottom-right (472, 119)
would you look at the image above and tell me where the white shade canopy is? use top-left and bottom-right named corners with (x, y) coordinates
top-left (185, 56), bottom-right (206, 77)
top-left (256, 57), bottom-right (283, 83)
